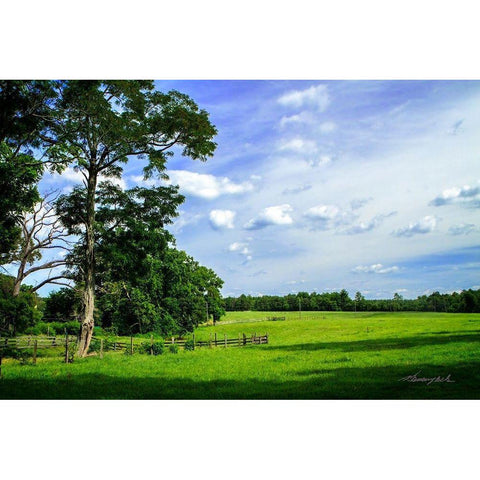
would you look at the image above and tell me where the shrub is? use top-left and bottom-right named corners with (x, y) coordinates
top-left (2, 346), bottom-right (31, 364)
top-left (169, 343), bottom-right (179, 354)
top-left (139, 339), bottom-right (164, 355)
top-left (184, 339), bottom-right (195, 351)
top-left (88, 338), bottom-right (102, 353)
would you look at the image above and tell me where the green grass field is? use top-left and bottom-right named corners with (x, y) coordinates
top-left (1, 311), bottom-right (479, 399)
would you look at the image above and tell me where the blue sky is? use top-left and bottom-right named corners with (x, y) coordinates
top-left (27, 80), bottom-right (480, 299)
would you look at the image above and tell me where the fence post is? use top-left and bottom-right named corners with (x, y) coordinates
top-left (266, 332), bottom-right (268, 344)
top-left (100, 339), bottom-right (104, 359)
top-left (224, 334), bottom-right (227, 348)
top-left (130, 336), bottom-right (134, 355)
top-left (214, 332), bottom-right (217, 347)
top-left (33, 339), bottom-right (38, 365)
top-left (64, 332), bottom-right (69, 363)
top-left (172, 336), bottom-right (175, 345)
top-left (243, 333), bottom-right (246, 345)
top-left (192, 333), bottom-right (195, 350)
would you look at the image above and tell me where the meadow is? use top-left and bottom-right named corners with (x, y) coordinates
top-left (1, 311), bottom-right (479, 399)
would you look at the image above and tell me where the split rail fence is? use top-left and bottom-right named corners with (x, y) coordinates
top-left (0, 332), bottom-right (268, 373)
top-left (92, 332), bottom-right (269, 353)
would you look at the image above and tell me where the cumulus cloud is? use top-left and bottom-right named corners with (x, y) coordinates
top-left (448, 223), bottom-right (476, 235)
top-left (131, 170), bottom-right (254, 200)
top-left (430, 183), bottom-right (480, 208)
top-left (209, 209), bottom-right (235, 230)
top-left (278, 84), bottom-right (330, 111)
top-left (228, 241), bottom-right (252, 261)
top-left (278, 137), bottom-right (317, 154)
top-left (279, 111), bottom-right (315, 128)
top-left (304, 204), bottom-right (355, 230)
top-left (341, 212), bottom-right (397, 235)
top-left (244, 204), bottom-right (294, 230)
top-left (392, 216), bottom-right (437, 237)
top-left (352, 264), bottom-right (399, 274)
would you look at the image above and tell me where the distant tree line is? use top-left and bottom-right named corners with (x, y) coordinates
top-left (223, 289), bottom-right (480, 313)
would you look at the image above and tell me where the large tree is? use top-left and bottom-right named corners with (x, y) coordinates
top-left (43, 81), bottom-right (217, 356)
top-left (0, 81), bottom-right (57, 260)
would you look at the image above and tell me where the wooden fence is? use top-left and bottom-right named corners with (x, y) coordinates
top-left (0, 335), bottom-right (77, 349)
top-left (0, 332), bottom-right (269, 371)
top-left (93, 332), bottom-right (269, 353)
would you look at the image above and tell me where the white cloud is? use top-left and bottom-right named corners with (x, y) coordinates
top-left (352, 264), bottom-right (399, 274)
top-left (342, 212), bottom-right (397, 235)
top-left (304, 204), bottom-right (355, 230)
top-left (228, 241), bottom-right (252, 261)
top-left (430, 183), bottom-right (480, 207)
top-left (278, 84), bottom-right (330, 111)
top-left (305, 204), bottom-right (340, 220)
top-left (244, 204), bottom-right (294, 230)
top-left (392, 216), bottom-right (437, 237)
top-left (319, 121), bottom-right (337, 134)
top-left (228, 242), bottom-right (248, 252)
top-left (279, 111), bottom-right (315, 128)
top-left (209, 210), bottom-right (236, 230)
top-left (168, 170), bottom-right (254, 199)
top-left (278, 137), bottom-right (317, 154)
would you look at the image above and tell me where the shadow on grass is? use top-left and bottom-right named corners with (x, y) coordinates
top-left (1, 360), bottom-right (479, 400)
top-left (266, 332), bottom-right (480, 353)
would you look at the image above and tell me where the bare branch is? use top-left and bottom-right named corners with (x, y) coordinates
top-left (30, 275), bottom-right (72, 293)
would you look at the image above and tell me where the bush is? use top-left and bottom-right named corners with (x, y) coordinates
top-left (88, 338), bottom-right (102, 353)
top-left (169, 343), bottom-right (179, 354)
top-left (184, 339), bottom-right (195, 351)
top-left (1, 346), bottom-right (31, 364)
top-left (139, 339), bottom-right (164, 355)
top-left (24, 321), bottom-right (80, 336)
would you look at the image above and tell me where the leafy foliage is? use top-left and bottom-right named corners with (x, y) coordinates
top-left (43, 288), bottom-right (82, 322)
top-left (138, 339), bottom-right (164, 355)
top-left (0, 274), bottom-right (42, 334)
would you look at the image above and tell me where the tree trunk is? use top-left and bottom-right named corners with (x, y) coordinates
top-left (77, 168), bottom-right (97, 357)
top-left (12, 258), bottom-right (27, 297)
